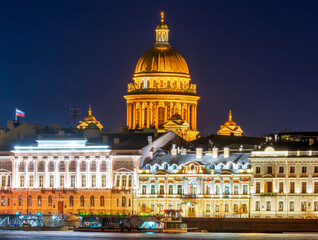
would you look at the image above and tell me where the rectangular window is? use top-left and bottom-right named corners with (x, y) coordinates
top-left (116, 175), bottom-right (120, 186)
top-left (290, 182), bottom-right (295, 193)
top-left (215, 204), bottom-right (220, 212)
top-left (256, 182), bottom-right (260, 193)
top-left (242, 204), bottom-right (247, 213)
top-left (256, 166), bottom-right (261, 174)
top-left (256, 201), bottom-right (260, 211)
top-left (279, 201), bottom-right (284, 211)
top-left (206, 185), bottom-right (211, 195)
top-left (168, 185), bottom-right (173, 195)
top-left (279, 166), bottom-right (284, 174)
top-left (234, 203), bottom-right (238, 213)
top-left (301, 201), bottom-right (306, 211)
top-left (279, 182), bottom-right (284, 193)
top-left (49, 175), bottom-right (54, 187)
top-left (266, 182), bottom-right (273, 193)
top-left (151, 203), bottom-right (155, 212)
top-left (20, 175), bottom-right (24, 187)
top-left (266, 201), bottom-right (271, 211)
top-left (315, 166), bottom-right (318, 174)
top-left (315, 182), bottom-right (318, 193)
top-left (29, 175), bottom-right (34, 187)
top-left (142, 185), bottom-right (147, 194)
top-left (60, 175), bottom-right (64, 187)
top-left (128, 175), bottom-right (132, 187)
top-left (1, 176), bottom-right (6, 187)
top-left (101, 175), bottom-right (106, 187)
top-left (267, 166), bottom-right (272, 174)
top-left (159, 185), bottom-right (164, 195)
top-left (216, 185), bottom-right (220, 195)
top-left (142, 203), bottom-right (146, 212)
top-left (302, 182), bottom-right (307, 193)
top-left (225, 203), bottom-right (229, 212)
top-left (290, 201), bottom-right (294, 211)
top-left (206, 203), bottom-right (210, 212)
top-left (290, 166), bottom-right (295, 174)
top-left (19, 196), bottom-right (23, 206)
top-left (71, 175), bottom-right (75, 187)
top-left (314, 202), bottom-right (318, 211)
top-left (39, 175), bottom-right (43, 187)
top-left (91, 175), bottom-right (96, 187)
top-left (234, 185), bottom-right (239, 195)
top-left (302, 166), bottom-right (307, 174)
top-left (151, 185), bottom-right (155, 194)
top-left (177, 185), bottom-right (182, 195)
top-left (81, 175), bottom-right (86, 187)
top-left (243, 185), bottom-right (248, 195)
top-left (7, 176), bottom-right (10, 187)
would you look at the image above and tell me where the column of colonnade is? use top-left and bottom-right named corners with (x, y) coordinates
top-left (127, 101), bottom-right (197, 130)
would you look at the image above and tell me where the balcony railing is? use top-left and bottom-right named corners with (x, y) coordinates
top-left (127, 83), bottom-right (197, 95)
top-left (260, 192), bottom-right (277, 196)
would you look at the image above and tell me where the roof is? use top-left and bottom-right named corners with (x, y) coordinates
top-left (142, 152), bottom-right (250, 168)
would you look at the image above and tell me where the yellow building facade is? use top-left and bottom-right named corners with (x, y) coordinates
top-left (124, 13), bottom-right (200, 141)
top-left (217, 110), bottom-right (243, 136)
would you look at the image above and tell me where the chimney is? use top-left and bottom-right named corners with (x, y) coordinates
top-left (212, 147), bottom-right (218, 159)
top-left (114, 137), bottom-right (120, 145)
top-left (150, 150), bottom-right (153, 159)
top-left (58, 130), bottom-right (65, 137)
top-left (224, 147), bottom-right (230, 158)
top-left (171, 144), bottom-right (177, 156)
top-left (147, 136), bottom-right (153, 145)
top-left (180, 148), bottom-right (187, 155)
top-left (102, 135), bottom-right (108, 143)
top-left (196, 148), bottom-right (203, 159)
top-left (239, 145), bottom-right (243, 152)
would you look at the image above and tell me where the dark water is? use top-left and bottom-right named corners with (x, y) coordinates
top-left (0, 231), bottom-right (318, 240)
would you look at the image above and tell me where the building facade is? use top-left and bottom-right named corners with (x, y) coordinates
top-left (0, 139), bottom-right (140, 215)
top-left (250, 135), bottom-right (318, 218)
top-left (124, 13), bottom-right (200, 141)
top-left (138, 147), bottom-right (252, 217)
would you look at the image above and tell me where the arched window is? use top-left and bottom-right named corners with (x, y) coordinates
top-left (80, 196), bottom-right (85, 207)
top-left (128, 199), bottom-right (131, 207)
top-left (143, 107), bottom-right (148, 127)
top-left (136, 108), bottom-right (140, 126)
top-left (69, 196), bottom-right (74, 207)
top-left (1, 196), bottom-right (5, 206)
top-left (238, 164), bottom-right (242, 169)
top-left (164, 163), bottom-right (168, 170)
top-left (7, 198), bottom-right (10, 206)
top-left (122, 196), bottom-right (126, 207)
top-left (90, 196), bottom-right (94, 207)
top-left (27, 196), bottom-right (32, 206)
top-left (155, 165), bottom-right (159, 170)
top-left (48, 196), bottom-right (52, 206)
top-left (38, 196), bottom-right (42, 206)
top-left (100, 196), bottom-right (104, 207)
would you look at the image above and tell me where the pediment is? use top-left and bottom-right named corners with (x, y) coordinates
top-left (113, 167), bottom-right (133, 173)
top-left (0, 168), bottom-right (11, 173)
top-left (155, 170), bottom-right (167, 175)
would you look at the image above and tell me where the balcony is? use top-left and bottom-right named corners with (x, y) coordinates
top-left (127, 83), bottom-right (197, 95)
top-left (260, 192), bottom-right (277, 196)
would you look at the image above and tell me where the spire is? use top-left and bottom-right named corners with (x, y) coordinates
top-left (88, 105), bottom-right (92, 116)
top-left (229, 110), bottom-right (232, 121)
top-left (161, 11), bottom-right (164, 22)
top-left (155, 11), bottom-right (169, 46)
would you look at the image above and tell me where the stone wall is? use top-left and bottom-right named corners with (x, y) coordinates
top-left (183, 217), bottom-right (318, 233)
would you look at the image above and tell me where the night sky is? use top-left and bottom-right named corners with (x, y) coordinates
top-left (1, 1), bottom-right (318, 137)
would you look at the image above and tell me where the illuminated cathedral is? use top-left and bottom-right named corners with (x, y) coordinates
top-left (124, 13), bottom-right (200, 141)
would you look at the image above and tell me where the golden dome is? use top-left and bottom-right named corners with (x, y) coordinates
top-left (134, 12), bottom-right (189, 75)
top-left (84, 105), bottom-right (97, 121)
top-left (135, 46), bottom-right (189, 74)
top-left (224, 110), bottom-right (237, 126)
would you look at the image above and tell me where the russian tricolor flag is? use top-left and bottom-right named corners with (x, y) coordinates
top-left (16, 109), bottom-right (25, 118)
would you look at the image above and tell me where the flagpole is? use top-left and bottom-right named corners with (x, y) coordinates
top-left (15, 108), bottom-right (17, 122)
